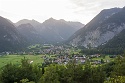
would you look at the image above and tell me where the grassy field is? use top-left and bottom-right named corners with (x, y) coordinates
top-left (91, 55), bottom-right (114, 62)
top-left (0, 55), bottom-right (44, 69)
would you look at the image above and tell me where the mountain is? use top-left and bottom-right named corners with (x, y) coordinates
top-left (0, 16), bottom-right (27, 52)
top-left (99, 29), bottom-right (125, 49)
top-left (37, 18), bottom-right (84, 43)
top-left (17, 23), bottom-right (45, 44)
top-left (68, 7), bottom-right (123, 48)
top-left (15, 19), bottom-right (41, 27)
top-left (98, 7), bottom-right (125, 49)
top-left (16, 18), bottom-right (84, 43)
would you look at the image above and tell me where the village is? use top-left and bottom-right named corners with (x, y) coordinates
top-left (0, 44), bottom-right (114, 66)
top-left (24, 44), bottom-right (114, 65)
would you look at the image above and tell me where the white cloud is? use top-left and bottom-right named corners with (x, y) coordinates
top-left (0, 0), bottom-right (125, 24)
top-left (69, 0), bottom-right (125, 23)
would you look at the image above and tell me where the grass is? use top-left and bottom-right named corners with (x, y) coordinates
top-left (69, 48), bottom-right (81, 55)
top-left (0, 55), bottom-right (44, 69)
top-left (91, 55), bottom-right (114, 62)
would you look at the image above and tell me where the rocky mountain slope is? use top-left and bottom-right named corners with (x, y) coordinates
top-left (99, 27), bottom-right (125, 49)
top-left (0, 16), bottom-right (27, 52)
top-left (68, 7), bottom-right (125, 48)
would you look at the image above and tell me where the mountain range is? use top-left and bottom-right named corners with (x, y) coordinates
top-left (1, 6), bottom-right (125, 52)
top-left (0, 16), bottom-right (84, 52)
top-left (16, 18), bottom-right (84, 43)
top-left (68, 7), bottom-right (125, 49)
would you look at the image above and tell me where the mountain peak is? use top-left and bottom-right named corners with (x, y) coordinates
top-left (68, 7), bottom-right (124, 48)
top-left (49, 17), bottom-right (55, 20)
top-left (45, 17), bottom-right (56, 22)
top-left (59, 19), bottom-right (66, 22)
top-left (16, 19), bottom-right (41, 27)
top-left (42, 18), bottom-right (57, 25)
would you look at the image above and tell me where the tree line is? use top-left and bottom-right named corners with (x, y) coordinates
top-left (1, 55), bottom-right (125, 83)
top-left (80, 48), bottom-right (124, 55)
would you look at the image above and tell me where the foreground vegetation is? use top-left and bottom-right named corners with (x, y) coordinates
top-left (0, 55), bottom-right (44, 69)
top-left (0, 55), bottom-right (125, 83)
top-left (0, 44), bottom-right (124, 83)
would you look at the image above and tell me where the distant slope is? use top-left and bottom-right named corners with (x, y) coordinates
top-left (17, 23), bottom-right (45, 44)
top-left (0, 16), bottom-right (27, 52)
top-left (37, 18), bottom-right (84, 43)
top-left (16, 18), bottom-right (84, 43)
top-left (68, 7), bottom-right (122, 47)
top-left (15, 19), bottom-right (41, 27)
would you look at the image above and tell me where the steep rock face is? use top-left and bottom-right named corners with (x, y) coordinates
top-left (99, 29), bottom-right (125, 49)
top-left (69, 7), bottom-right (124, 48)
top-left (82, 23), bottom-right (125, 47)
top-left (0, 16), bottom-right (27, 52)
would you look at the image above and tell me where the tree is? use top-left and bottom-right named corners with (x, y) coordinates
top-left (39, 60), bottom-right (84, 83)
top-left (0, 63), bottom-right (20, 83)
top-left (104, 76), bottom-right (125, 83)
top-left (101, 59), bottom-right (105, 64)
top-left (111, 56), bottom-right (125, 77)
top-left (0, 58), bottom-right (43, 83)
top-left (39, 64), bottom-right (61, 83)
top-left (20, 78), bottom-right (35, 83)
top-left (64, 60), bottom-right (84, 83)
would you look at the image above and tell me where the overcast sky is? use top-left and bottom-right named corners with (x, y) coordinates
top-left (0, 0), bottom-right (125, 24)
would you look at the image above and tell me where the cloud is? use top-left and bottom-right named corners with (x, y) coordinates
top-left (69, 0), bottom-right (100, 8)
top-left (69, 0), bottom-right (125, 8)
top-left (69, 0), bottom-right (125, 13)
top-left (68, 0), bottom-right (125, 23)
top-left (0, 0), bottom-right (125, 24)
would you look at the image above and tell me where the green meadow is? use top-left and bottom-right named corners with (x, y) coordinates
top-left (0, 55), bottom-right (44, 69)
top-left (91, 55), bottom-right (114, 61)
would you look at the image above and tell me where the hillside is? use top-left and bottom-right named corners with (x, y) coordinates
top-left (99, 29), bottom-right (125, 49)
top-left (68, 7), bottom-right (124, 48)
top-left (0, 16), bottom-right (27, 52)
top-left (17, 23), bottom-right (45, 44)
top-left (16, 18), bottom-right (84, 43)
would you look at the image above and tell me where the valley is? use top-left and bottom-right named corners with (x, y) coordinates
top-left (0, 44), bottom-right (114, 69)
top-left (0, 44), bottom-right (120, 83)
top-left (0, 4), bottom-right (125, 83)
